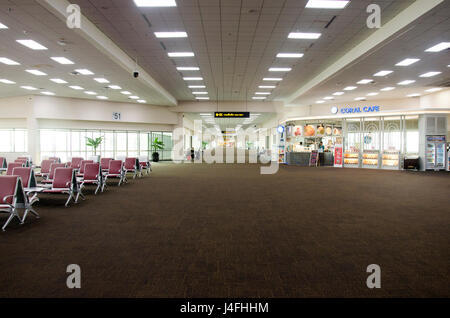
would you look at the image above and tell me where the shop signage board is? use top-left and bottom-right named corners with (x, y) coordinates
top-left (334, 144), bottom-right (343, 167)
top-left (309, 150), bottom-right (319, 167)
top-left (215, 112), bottom-right (250, 118)
top-left (331, 106), bottom-right (381, 114)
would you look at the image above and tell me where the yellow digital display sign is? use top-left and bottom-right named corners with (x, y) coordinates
top-left (214, 112), bottom-right (250, 118)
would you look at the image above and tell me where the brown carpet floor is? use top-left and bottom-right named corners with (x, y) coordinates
top-left (0, 163), bottom-right (449, 298)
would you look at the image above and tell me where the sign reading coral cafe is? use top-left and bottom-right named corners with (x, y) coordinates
top-left (331, 106), bottom-right (381, 114)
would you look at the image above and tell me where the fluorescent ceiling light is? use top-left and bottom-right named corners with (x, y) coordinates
top-left (357, 79), bottom-right (373, 84)
top-left (97, 96), bottom-right (108, 100)
top-left (177, 67), bottom-right (199, 71)
top-left (94, 78), bottom-right (110, 83)
top-left (344, 86), bottom-right (357, 90)
top-left (354, 97), bottom-right (366, 101)
top-left (183, 77), bottom-right (203, 81)
top-left (41, 91), bottom-right (55, 96)
top-left (367, 92), bottom-right (379, 96)
top-left (332, 92), bottom-right (344, 95)
top-left (121, 91), bottom-right (131, 95)
top-left (84, 91), bottom-right (97, 95)
top-left (0, 57), bottom-right (20, 65)
top-left (188, 85), bottom-right (205, 88)
top-left (26, 69), bottom-right (47, 76)
top-left (316, 100), bottom-right (325, 104)
top-left (425, 42), bottom-right (450, 52)
top-left (253, 97), bottom-right (267, 100)
top-left (69, 86), bottom-right (84, 90)
top-left (407, 94), bottom-right (421, 97)
top-left (21, 86), bottom-right (37, 90)
top-left (134, 0), bottom-right (177, 7)
top-left (16, 40), bottom-right (47, 50)
top-left (373, 70), bottom-right (393, 77)
top-left (50, 78), bottom-right (67, 84)
top-left (0, 79), bottom-right (15, 84)
top-left (255, 92), bottom-right (271, 95)
top-left (380, 87), bottom-right (395, 91)
top-left (323, 96), bottom-right (334, 100)
top-left (129, 96), bottom-right (140, 99)
top-left (196, 97), bottom-right (210, 100)
top-left (276, 53), bottom-right (304, 58)
top-left (192, 91), bottom-right (208, 94)
top-left (0, 22), bottom-right (8, 29)
top-left (288, 32), bottom-right (321, 39)
top-left (305, 0), bottom-right (350, 9)
top-left (396, 58), bottom-right (420, 66)
top-left (154, 31), bottom-right (187, 38)
top-left (263, 78), bottom-right (282, 81)
top-left (75, 69), bottom-right (94, 75)
top-left (419, 71), bottom-right (441, 78)
top-left (259, 85), bottom-right (276, 88)
top-left (168, 52), bottom-right (195, 57)
top-left (397, 80), bottom-right (415, 85)
top-left (425, 88), bottom-right (442, 93)
top-left (137, 100), bottom-right (146, 103)
top-left (108, 85), bottom-right (121, 90)
top-left (200, 113), bottom-right (212, 116)
top-left (51, 57), bottom-right (74, 65)
top-left (269, 67), bottom-right (292, 72)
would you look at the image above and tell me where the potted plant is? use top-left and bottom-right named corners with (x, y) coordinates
top-left (150, 137), bottom-right (165, 162)
top-left (86, 136), bottom-right (103, 162)
top-left (202, 141), bottom-right (208, 150)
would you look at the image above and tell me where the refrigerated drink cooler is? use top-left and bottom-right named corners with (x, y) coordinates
top-left (425, 135), bottom-right (446, 171)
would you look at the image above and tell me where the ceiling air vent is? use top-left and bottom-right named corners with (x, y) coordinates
top-left (70, 71), bottom-right (80, 76)
top-left (142, 14), bottom-right (152, 28)
top-left (325, 16), bottom-right (337, 29)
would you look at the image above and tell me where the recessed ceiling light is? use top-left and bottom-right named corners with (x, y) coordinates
top-left (21, 86), bottom-right (37, 90)
top-left (188, 85), bottom-right (205, 88)
top-left (0, 79), bottom-right (15, 84)
top-left (94, 78), bottom-right (110, 83)
top-left (51, 57), bottom-right (74, 65)
top-left (373, 70), bottom-right (393, 77)
top-left (253, 97), bottom-right (267, 100)
top-left (168, 52), bottom-right (195, 57)
top-left (50, 78), bottom-right (68, 84)
top-left (183, 77), bottom-right (203, 81)
top-left (200, 113), bottom-right (212, 116)
top-left (154, 31), bottom-right (187, 38)
top-left (121, 91), bottom-right (131, 95)
top-left (425, 42), bottom-right (450, 52)
top-left (0, 22), bottom-right (8, 29)
top-left (84, 91), bottom-right (97, 95)
top-left (305, 0), bottom-right (350, 9)
top-left (26, 69), bottom-right (47, 76)
top-left (137, 100), bottom-right (146, 103)
top-left (396, 58), bottom-right (420, 66)
top-left (380, 87), bottom-right (395, 91)
top-left (255, 92), bottom-right (271, 95)
top-left (323, 96), bottom-right (334, 100)
top-left (176, 67), bottom-right (199, 71)
top-left (354, 97), bottom-right (366, 101)
top-left (288, 32), bottom-right (321, 39)
top-left (192, 91), bottom-right (208, 95)
top-left (263, 78), bottom-right (282, 81)
top-left (419, 71), bottom-right (441, 78)
top-left (332, 92), bottom-right (344, 95)
top-left (398, 80), bottom-right (415, 85)
top-left (344, 86), bottom-right (357, 90)
top-left (367, 92), bottom-right (379, 96)
top-left (357, 79), bottom-right (373, 84)
top-left (425, 88), bottom-right (442, 93)
top-left (407, 94), bottom-right (421, 97)
top-left (276, 53), bottom-right (304, 58)
top-left (41, 91), bottom-right (55, 96)
top-left (97, 96), bottom-right (108, 100)
top-left (16, 40), bottom-right (48, 50)
top-left (69, 86), bottom-right (84, 90)
top-left (0, 57), bottom-right (20, 65)
top-left (196, 97), bottom-right (210, 100)
top-left (269, 67), bottom-right (292, 72)
top-left (134, 0), bottom-right (177, 7)
top-left (316, 100), bottom-right (325, 103)
top-left (75, 69), bottom-right (94, 75)
top-left (129, 96), bottom-right (140, 99)
top-left (259, 85), bottom-right (276, 88)
top-left (108, 85), bottom-right (121, 90)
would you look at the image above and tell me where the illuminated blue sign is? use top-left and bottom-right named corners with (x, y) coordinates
top-left (339, 106), bottom-right (380, 114)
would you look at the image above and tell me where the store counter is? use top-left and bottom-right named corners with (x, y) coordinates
top-left (286, 152), bottom-right (334, 166)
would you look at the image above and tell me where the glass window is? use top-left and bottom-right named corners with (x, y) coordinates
top-left (0, 130), bottom-right (12, 152)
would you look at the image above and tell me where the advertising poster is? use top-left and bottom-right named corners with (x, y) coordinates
top-left (334, 144), bottom-right (343, 168)
top-left (292, 125), bottom-right (303, 137)
top-left (304, 125), bottom-right (315, 137)
top-left (316, 124), bottom-right (325, 136)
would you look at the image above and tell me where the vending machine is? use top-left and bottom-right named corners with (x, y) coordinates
top-left (425, 135), bottom-right (446, 170)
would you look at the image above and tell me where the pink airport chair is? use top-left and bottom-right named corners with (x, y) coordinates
top-left (6, 163), bottom-right (24, 176)
top-left (80, 163), bottom-right (102, 195)
top-left (100, 158), bottom-right (113, 171)
top-left (42, 167), bottom-right (77, 207)
top-left (0, 157), bottom-right (6, 169)
top-left (11, 167), bottom-right (40, 223)
top-left (139, 155), bottom-right (151, 175)
top-left (12, 167), bottom-right (33, 188)
top-left (14, 159), bottom-right (29, 167)
top-left (124, 157), bottom-right (140, 179)
top-left (69, 157), bottom-right (84, 169)
top-left (41, 163), bottom-right (66, 184)
top-left (0, 176), bottom-right (24, 231)
top-left (35, 159), bottom-right (56, 178)
top-left (48, 157), bottom-right (61, 163)
top-left (77, 160), bottom-right (94, 177)
top-left (103, 160), bottom-right (125, 191)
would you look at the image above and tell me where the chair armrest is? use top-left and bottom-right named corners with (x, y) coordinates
top-left (2, 194), bottom-right (14, 203)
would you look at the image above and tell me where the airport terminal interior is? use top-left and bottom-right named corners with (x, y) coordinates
top-left (0, 0), bottom-right (449, 298)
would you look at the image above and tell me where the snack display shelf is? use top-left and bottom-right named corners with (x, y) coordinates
top-left (382, 151), bottom-right (400, 170)
top-left (344, 152), bottom-right (359, 168)
top-left (362, 151), bottom-right (379, 169)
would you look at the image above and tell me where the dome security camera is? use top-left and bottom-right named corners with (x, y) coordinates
top-left (133, 71), bottom-right (139, 78)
